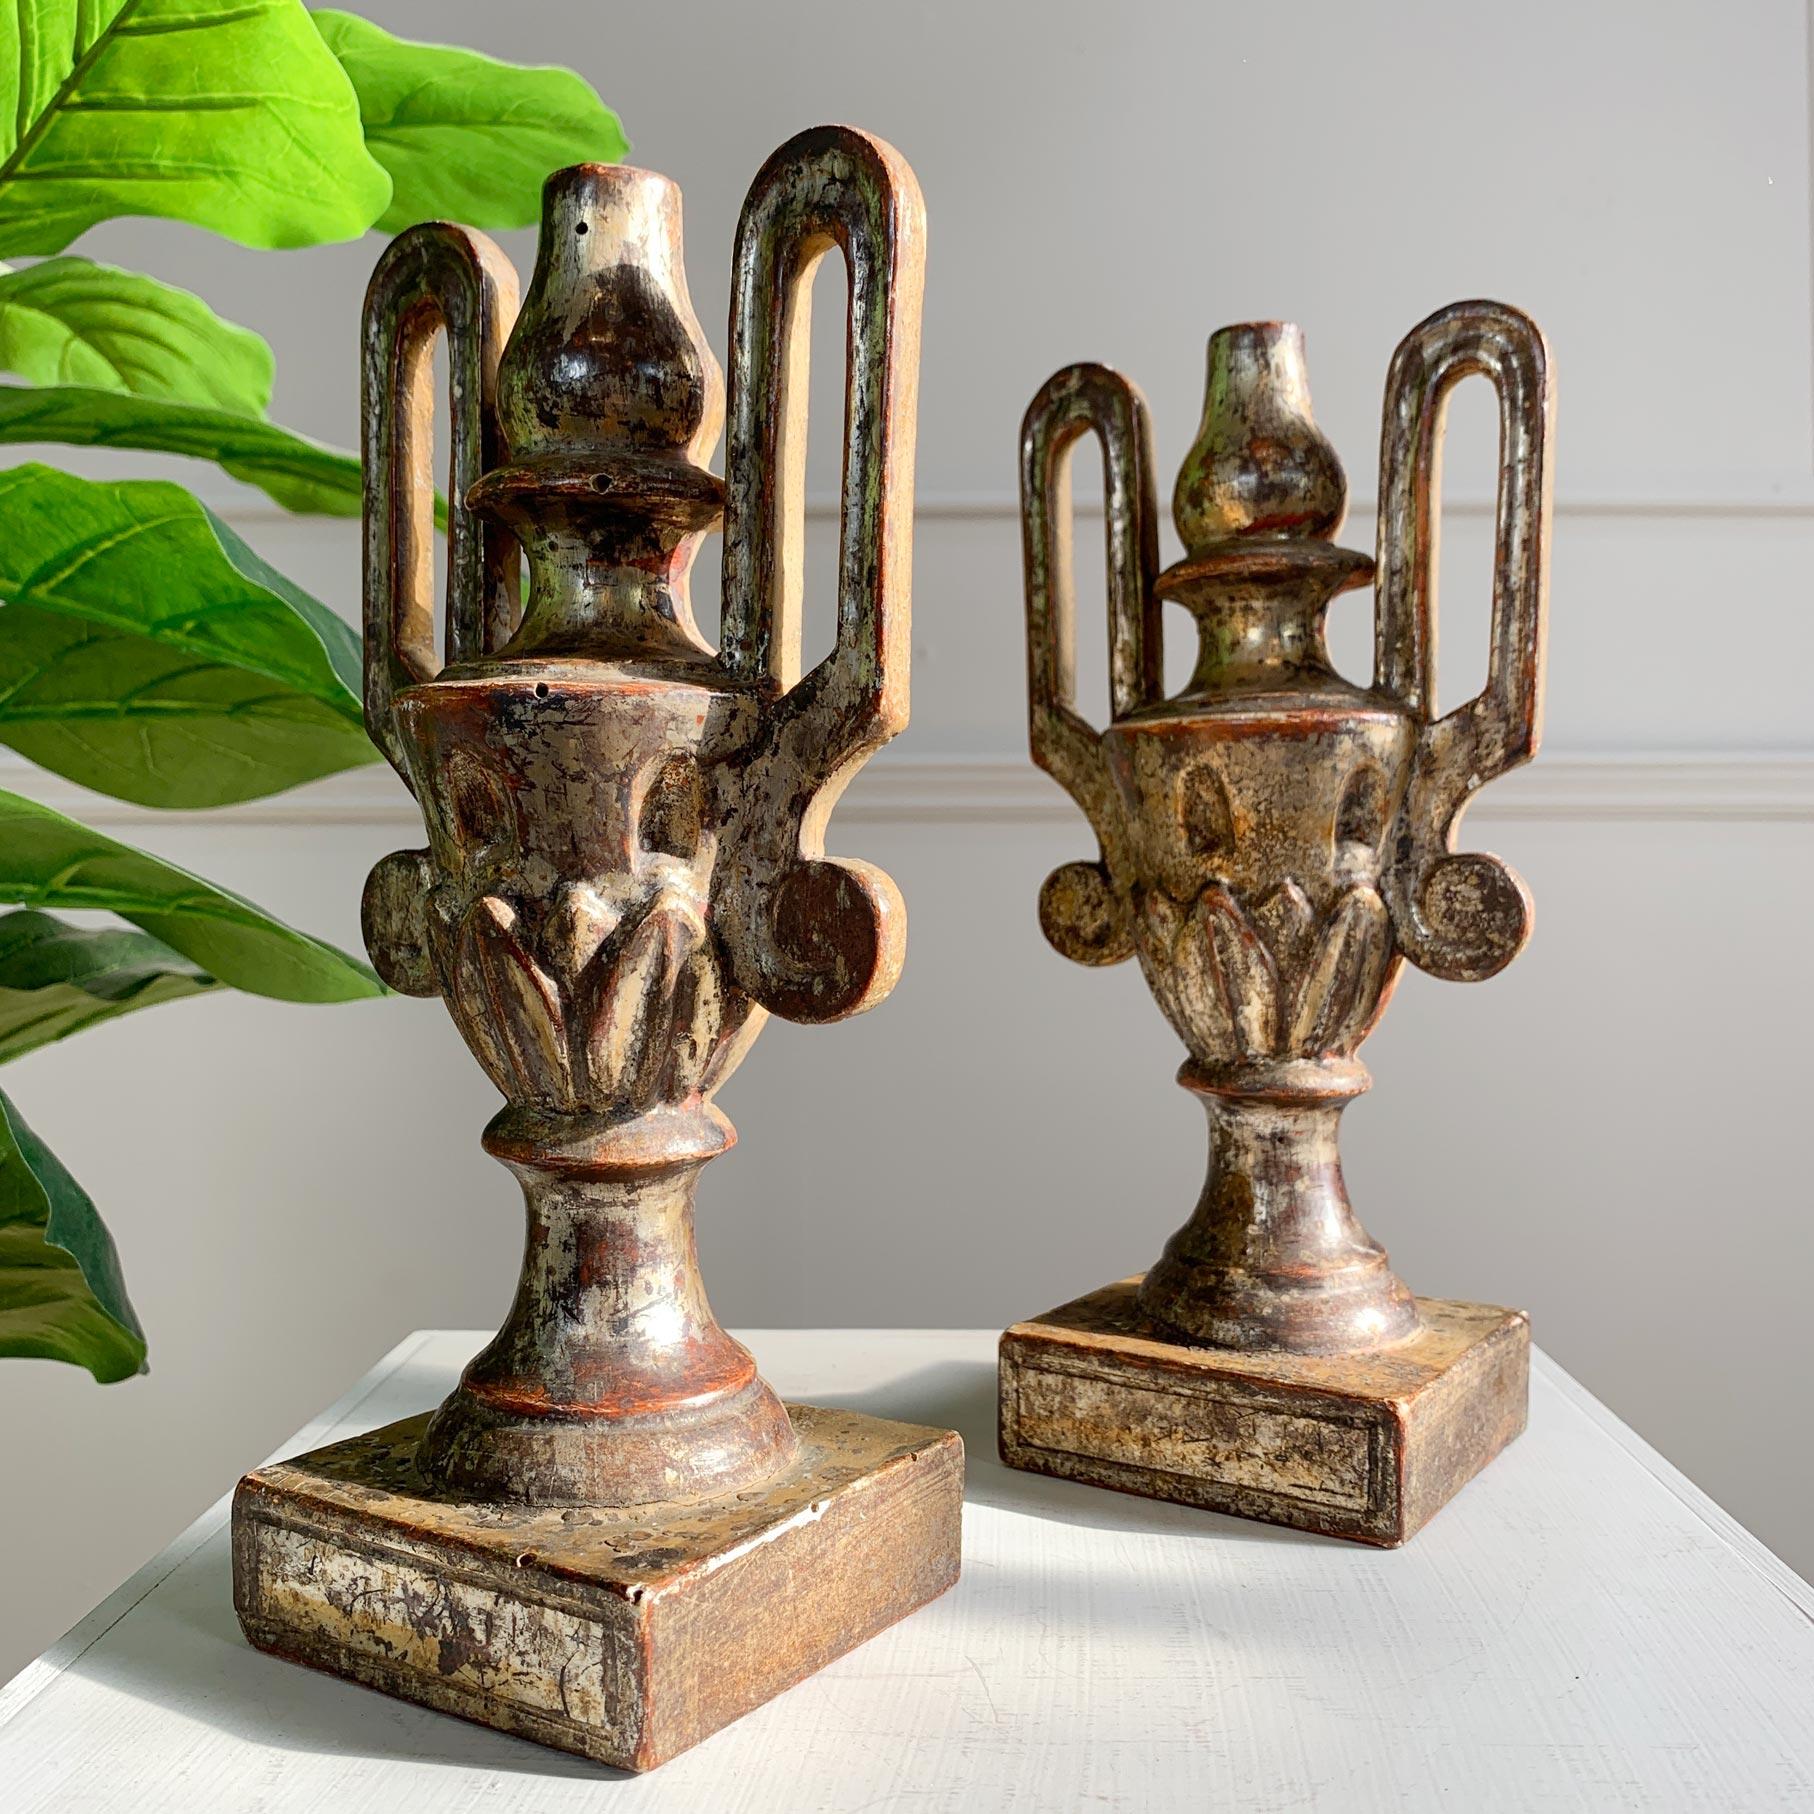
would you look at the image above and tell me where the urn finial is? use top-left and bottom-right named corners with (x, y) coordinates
top-left (1171, 322), bottom-right (1347, 554)
top-left (496, 164), bottom-right (724, 470)
top-left (467, 163), bottom-right (728, 664)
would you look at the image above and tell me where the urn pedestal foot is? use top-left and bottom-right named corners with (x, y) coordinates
top-left (232, 1405), bottom-right (963, 1771)
top-left (998, 1278), bottom-right (1527, 1546)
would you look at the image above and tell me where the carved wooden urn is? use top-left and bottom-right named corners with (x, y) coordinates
top-left (356, 133), bottom-right (922, 1508)
top-left (233, 129), bottom-right (962, 1770)
top-left (999, 305), bottom-right (1553, 1545)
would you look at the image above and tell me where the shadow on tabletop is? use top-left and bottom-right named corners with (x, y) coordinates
top-left (84, 1572), bottom-right (630, 1781)
top-left (811, 1358), bottom-right (1353, 1548)
top-left (87, 1356), bottom-right (1346, 1782)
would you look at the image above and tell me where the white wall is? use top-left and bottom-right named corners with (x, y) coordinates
top-left (3, 0), bottom-right (1811, 1682)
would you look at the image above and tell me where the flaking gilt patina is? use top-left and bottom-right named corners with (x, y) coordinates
top-left (232, 127), bottom-right (960, 1770)
top-left (999, 308), bottom-right (1552, 1543)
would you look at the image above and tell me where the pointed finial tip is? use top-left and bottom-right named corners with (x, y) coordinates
top-left (1171, 320), bottom-right (1348, 552)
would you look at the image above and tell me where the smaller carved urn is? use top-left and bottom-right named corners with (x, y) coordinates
top-left (1021, 305), bottom-right (1553, 1358)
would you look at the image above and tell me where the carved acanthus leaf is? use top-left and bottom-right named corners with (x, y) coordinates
top-left (579, 890), bottom-right (710, 1112)
top-left (1287, 886), bottom-right (1391, 1056)
top-left (1251, 880), bottom-right (1315, 985)
top-left (1140, 878), bottom-right (1399, 1070)
top-left (1199, 886), bottom-right (1280, 1062)
top-left (432, 881), bottom-right (734, 1115)
top-left (1144, 890), bottom-right (1229, 1066)
top-left (454, 896), bottom-right (571, 1105)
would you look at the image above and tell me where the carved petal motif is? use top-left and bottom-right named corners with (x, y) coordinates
top-left (542, 881), bottom-right (624, 992)
top-left (452, 895), bottom-right (571, 1105)
top-left (1144, 890), bottom-right (1230, 1067)
top-left (670, 940), bottom-right (730, 1098)
top-left (1287, 885), bottom-right (1392, 1056)
top-left (1142, 877), bottom-right (1398, 1069)
top-left (1198, 886), bottom-right (1280, 1062)
top-left (577, 888), bottom-right (712, 1112)
top-left (434, 878), bottom-right (739, 1115)
top-left (1251, 880), bottom-right (1315, 986)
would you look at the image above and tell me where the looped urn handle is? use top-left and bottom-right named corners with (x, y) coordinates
top-left (1374, 300), bottom-right (1554, 982)
top-left (715, 126), bottom-right (926, 1022)
top-left (361, 223), bottom-right (520, 785)
top-left (1019, 363), bottom-right (1161, 966)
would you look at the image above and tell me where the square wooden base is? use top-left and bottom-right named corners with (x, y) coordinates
top-left (232, 1404), bottom-right (963, 1771)
top-left (999, 1278), bottom-right (1527, 1545)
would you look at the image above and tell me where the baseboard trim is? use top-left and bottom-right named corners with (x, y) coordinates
top-left (12, 752), bottom-right (1811, 830)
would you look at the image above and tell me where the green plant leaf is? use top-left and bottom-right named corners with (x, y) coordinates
top-left (313, 10), bottom-right (627, 233)
top-left (0, 1085), bottom-right (145, 1379)
top-left (0, 384), bottom-right (362, 513)
top-left (0, 0), bottom-right (390, 256)
top-left (0, 257), bottom-right (273, 414)
top-left (0, 465), bottom-right (377, 806)
top-left (0, 787), bottom-right (383, 1000)
top-left (0, 907), bottom-right (217, 1062)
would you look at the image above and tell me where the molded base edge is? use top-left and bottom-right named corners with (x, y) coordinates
top-left (232, 1404), bottom-right (963, 1770)
top-left (999, 1277), bottom-right (1527, 1545)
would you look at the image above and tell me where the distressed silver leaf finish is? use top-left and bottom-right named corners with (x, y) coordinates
top-left (238, 131), bottom-right (959, 1773)
top-left (352, 129), bottom-right (925, 1512)
top-left (1021, 307), bottom-right (1553, 1359)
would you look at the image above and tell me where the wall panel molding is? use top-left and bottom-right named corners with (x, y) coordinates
top-left (17, 752), bottom-right (1811, 831)
top-left (205, 490), bottom-right (1814, 526)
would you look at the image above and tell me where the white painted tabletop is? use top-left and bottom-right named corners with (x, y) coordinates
top-left (4, 1331), bottom-right (1812, 1811)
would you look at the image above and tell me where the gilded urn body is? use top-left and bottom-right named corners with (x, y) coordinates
top-left (358, 130), bottom-right (924, 1505)
top-left (1024, 310), bottom-right (1552, 1356)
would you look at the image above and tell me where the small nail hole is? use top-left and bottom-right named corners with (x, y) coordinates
top-left (515, 1549), bottom-right (537, 1568)
top-left (574, 221), bottom-right (589, 236)
top-left (534, 682), bottom-right (550, 699)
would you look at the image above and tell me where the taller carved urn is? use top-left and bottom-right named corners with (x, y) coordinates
top-left (231, 127), bottom-right (961, 1771)
top-left (998, 305), bottom-right (1553, 1545)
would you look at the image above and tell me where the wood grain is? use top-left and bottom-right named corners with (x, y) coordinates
top-left (235, 1406), bottom-right (961, 1771)
top-left (1013, 307), bottom-right (1552, 1535)
top-left (351, 126), bottom-right (929, 1511)
top-left (1000, 1280), bottom-right (1528, 1544)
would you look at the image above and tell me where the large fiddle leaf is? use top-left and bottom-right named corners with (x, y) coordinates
top-left (0, 789), bottom-right (382, 1000)
top-left (0, 258), bottom-right (273, 413)
top-left (0, 0), bottom-right (389, 255)
top-left (0, 1086), bottom-right (144, 1380)
top-left (0, 909), bottom-right (217, 1062)
top-left (0, 466), bottom-right (374, 807)
top-left (0, 386), bottom-right (361, 513)
top-left (313, 10), bottom-right (627, 233)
